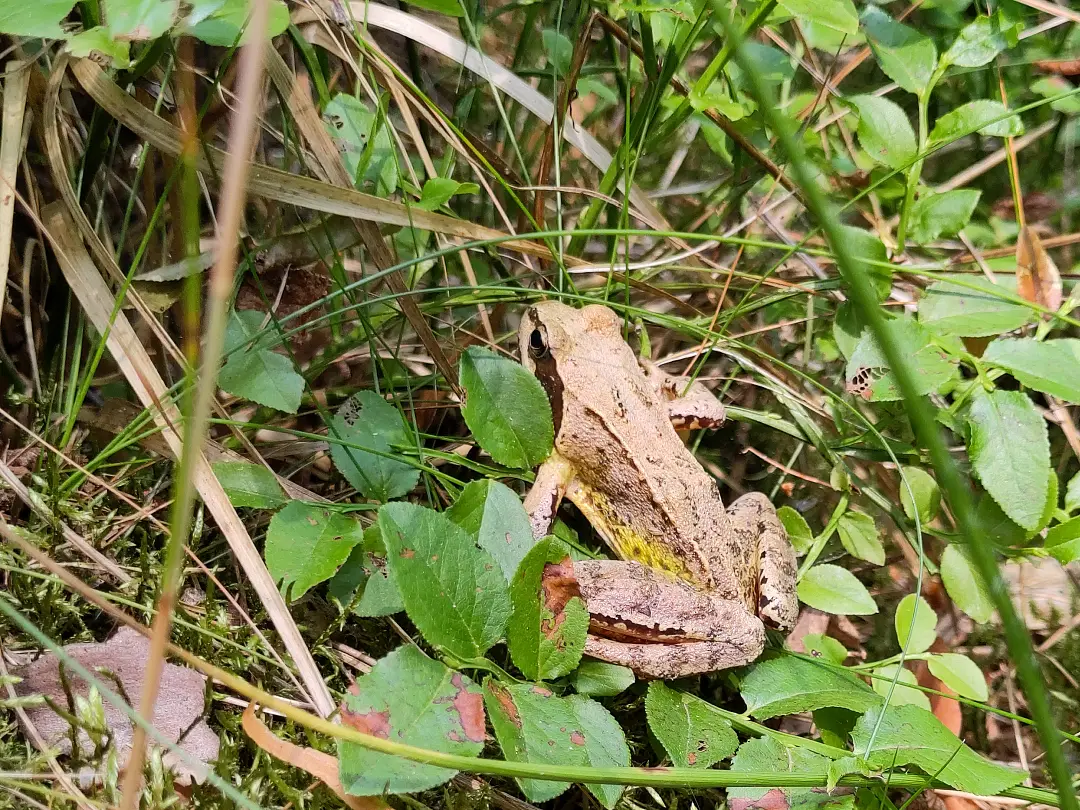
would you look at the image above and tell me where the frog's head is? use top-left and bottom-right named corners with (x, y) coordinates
top-left (518, 301), bottom-right (621, 374)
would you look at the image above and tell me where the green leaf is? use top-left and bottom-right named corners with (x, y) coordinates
top-left (894, 594), bottom-right (937, 654)
top-left (447, 480), bottom-right (533, 580)
top-left (776, 0), bottom-right (857, 35)
top-left (900, 467), bottom-right (941, 525)
top-left (802, 634), bottom-right (848, 665)
top-left (0, 0), bottom-right (75, 36)
top-left (909, 190), bottom-right (980, 245)
top-left (507, 539), bottom-right (588, 681)
top-left (571, 661), bottom-right (635, 696)
top-left (927, 653), bottom-right (989, 701)
top-left (645, 683), bottom-right (739, 768)
top-left (329, 391), bottom-right (419, 503)
top-left (219, 310), bottom-right (304, 413)
top-left (265, 502), bottom-right (364, 600)
top-left (1032, 76), bottom-right (1080, 116)
top-left (846, 317), bottom-right (957, 402)
top-left (740, 656), bottom-right (881, 719)
top-left (211, 461), bottom-right (286, 509)
top-left (689, 81), bottom-right (750, 120)
top-left (983, 338), bottom-right (1080, 404)
top-left (66, 26), bottom-right (131, 67)
top-left (919, 276), bottom-right (1032, 338)
top-left (778, 506), bottom-right (814, 555)
top-left (730, 737), bottom-right (855, 810)
top-left (942, 12), bottom-right (1020, 69)
top-left (940, 544), bottom-right (993, 623)
top-left (459, 347), bottom-right (554, 469)
top-left (834, 226), bottom-right (891, 302)
top-left (1045, 516), bottom-right (1080, 565)
top-left (185, 0), bottom-right (288, 45)
top-left (852, 704), bottom-right (1025, 794)
top-left (105, 0), bottom-right (177, 39)
top-left (871, 664), bottom-right (931, 710)
top-left (416, 177), bottom-right (478, 211)
top-left (798, 564), bottom-right (878, 616)
top-left (397, 0), bottom-right (462, 15)
top-left (380, 503), bottom-right (510, 658)
top-left (847, 95), bottom-right (916, 170)
top-left (834, 301), bottom-right (866, 359)
top-left (860, 7), bottom-right (936, 96)
top-left (1065, 471), bottom-right (1080, 514)
top-left (328, 525), bottom-right (405, 617)
top-left (837, 511), bottom-right (884, 565)
top-left (323, 94), bottom-right (398, 195)
top-left (484, 682), bottom-right (629, 807)
top-left (930, 100), bottom-right (1024, 144)
top-left (967, 389), bottom-right (1050, 531)
top-left (541, 28), bottom-right (573, 75)
top-left (339, 646), bottom-right (483, 795)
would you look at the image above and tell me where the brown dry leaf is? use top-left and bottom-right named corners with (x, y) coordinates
top-left (1034, 58), bottom-right (1080, 76)
top-left (992, 191), bottom-right (1060, 222)
top-left (1016, 225), bottom-right (1062, 311)
top-left (13, 626), bottom-right (219, 785)
top-left (241, 703), bottom-right (384, 810)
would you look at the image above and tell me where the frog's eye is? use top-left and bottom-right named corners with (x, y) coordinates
top-left (528, 327), bottom-right (550, 359)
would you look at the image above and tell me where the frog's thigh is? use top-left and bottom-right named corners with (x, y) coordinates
top-left (584, 636), bottom-right (764, 680)
top-left (639, 359), bottom-right (726, 429)
top-left (524, 450), bottom-right (575, 539)
top-left (726, 493), bottom-right (799, 631)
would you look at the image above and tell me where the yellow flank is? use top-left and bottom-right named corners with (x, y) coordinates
top-left (573, 487), bottom-right (695, 581)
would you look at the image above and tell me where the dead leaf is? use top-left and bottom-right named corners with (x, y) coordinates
top-left (1034, 58), bottom-right (1080, 76)
top-left (241, 703), bottom-right (384, 810)
top-left (1016, 225), bottom-right (1062, 311)
top-left (13, 626), bottom-right (219, 785)
top-left (992, 191), bottom-right (1060, 222)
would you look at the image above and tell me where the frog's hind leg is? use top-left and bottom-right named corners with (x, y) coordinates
top-left (639, 359), bottom-right (726, 430)
top-left (584, 635), bottom-right (765, 680)
top-left (726, 493), bottom-right (800, 632)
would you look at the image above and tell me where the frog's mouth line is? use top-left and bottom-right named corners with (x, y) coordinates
top-left (588, 615), bottom-right (708, 645)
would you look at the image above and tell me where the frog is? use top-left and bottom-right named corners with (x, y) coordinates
top-left (518, 301), bottom-right (799, 679)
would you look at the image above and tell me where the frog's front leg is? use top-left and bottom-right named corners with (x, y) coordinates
top-left (639, 359), bottom-right (727, 430)
top-left (726, 493), bottom-right (799, 632)
top-left (524, 449), bottom-right (576, 539)
top-left (569, 559), bottom-right (766, 679)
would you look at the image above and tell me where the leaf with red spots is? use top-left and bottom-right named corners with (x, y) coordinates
top-left (380, 503), bottom-right (511, 659)
top-left (730, 737), bottom-right (854, 810)
top-left (645, 683), bottom-right (738, 769)
top-left (507, 538), bottom-right (587, 681)
top-left (338, 646), bottom-right (484, 796)
top-left (483, 680), bottom-right (628, 808)
top-left (265, 502), bottom-right (364, 600)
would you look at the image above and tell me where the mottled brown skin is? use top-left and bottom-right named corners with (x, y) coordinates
top-left (519, 302), bottom-right (798, 679)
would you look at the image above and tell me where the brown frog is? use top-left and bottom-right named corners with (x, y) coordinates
top-left (519, 302), bottom-right (798, 679)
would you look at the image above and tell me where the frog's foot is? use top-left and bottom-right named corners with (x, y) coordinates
top-left (523, 450), bottom-right (576, 539)
top-left (726, 493), bottom-right (800, 632)
top-left (639, 359), bottom-right (726, 430)
top-left (584, 634), bottom-right (765, 680)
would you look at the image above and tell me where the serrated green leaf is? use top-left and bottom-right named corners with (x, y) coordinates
top-left (846, 317), bottom-right (957, 401)
top-left (328, 525), bottom-right (405, 617)
top-left (265, 502), bottom-right (364, 600)
top-left (777, 0), bottom-right (857, 35)
top-left (571, 661), bottom-right (635, 696)
top-left (919, 276), bottom-right (1032, 338)
top-left (329, 392), bottom-right (419, 503)
top-left (852, 704), bottom-right (1025, 793)
top-left (731, 737), bottom-right (855, 810)
top-left (802, 633), bottom-right (848, 665)
top-left (484, 681), bottom-right (629, 807)
top-left (943, 12), bottom-right (1019, 69)
top-left (837, 511), bottom-right (884, 565)
top-left (741, 656), bottom-right (881, 719)
top-left (339, 646), bottom-right (483, 795)
top-left (983, 338), bottom-right (1080, 404)
top-left (778, 506), bottom-right (813, 555)
top-left (105, 0), bottom-right (177, 39)
top-left (940, 544), bottom-right (993, 623)
top-left (927, 653), bottom-right (989, 701)
top-left (847, 95), bottom-right (916, 170)
top-left (0, 0), bottom-right (75, 36)
top-left (211, 461), bottom-right (286, 509)
top-left (895, 594), bottom-right (937, 654)
top-left (459, 347), bottom-right (554, 469)
top-left (380, 503), bottom-right (510, 659)
top-left (909, 190), bottom-right (981, 245)
top-left (798, 564), bottom-right (878, 615)
top-left (323, 94), bottom-right (398, 195)
top-left (871, 664), bottom-right (931, 710)
top-left (447, 480), bottom-right (533, 580)
top-left (930, 100), bottom-right (1024, 144)
top-left (860, 7), bottom-right (936, 95)
top-left (967, 389), bottom-right (1049, 531)
top-left (66, 26), bottom-right (131, 67)
top-left (645, 683), bottom-right (738, 768)
top-left (507, 539), bottom-right (587, 681)
top-left (900, 467), bottom-right (941, 525)
top-left (1065, 471), bottom-right (1080, 514)
top-left (219, 310), bottom-right (304, 413)
top-left (1045, 516), bottom-right (1080, 565)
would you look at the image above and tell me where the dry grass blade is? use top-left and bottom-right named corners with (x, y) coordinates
top-left (0, 60), bottom-right (30, 320)
top-left (1016, 225), bottom-right (1063, 311)
top-left (41, 203), bottom-right (335, 720)
top-left (1009, 0), bottom-right (1080, 26)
